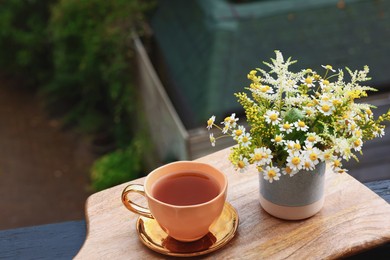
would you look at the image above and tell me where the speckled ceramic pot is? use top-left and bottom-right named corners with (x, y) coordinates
top-left (259, 162), bottom-right (326, 220)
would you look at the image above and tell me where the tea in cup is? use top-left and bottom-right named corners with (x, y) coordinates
top-left (121, 161), bottom-right (228, 242)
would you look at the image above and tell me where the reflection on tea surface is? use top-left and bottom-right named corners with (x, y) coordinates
top-left (152, 172), bottom-right (220, 206)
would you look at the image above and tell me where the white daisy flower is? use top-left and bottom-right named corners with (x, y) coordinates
top-left (271, 134), bottom-right (285, 145)
top-left (352, 138), bottom-right (363, 152)
top-left (304, 146), bottom-right (322, 165)
top-left (322, 149), bottom-right (335, 162)
top-left (222, 113), bottom-right (239, 129)
top-left (285, 140), bottom-right (302, 152)
top-left (257, 147), bottom-right (273, 165)
top-left (304, 132), bottom-right (321, 146)
top-left (250, 148), bottom-right (264, 166)
top-left (286, 151), bottom-right (304, 171)
top-left (302, 159), bottom-right (315, 171)
top-left (259, 85), bottom-right (274, 94)
top-left (347, 122), bottom-right (358, 135)
top-left (319, 79), bottom-right (332, 89)
top-left (301, 76), bottom-right (315, 88)
top-left (240, 132), bottom-right (252, 148)
top-left (282, 166), bottom-right (298, 177)
top-left (263, 166), bottom-right (281, 183)
top-left (302, 106), bottom-right (316, 117)
top-left (294, 120), bottom-right (309, 132)
top-left (236, 155), bottom-right (249, 173)
top-left (232, 125), bottom-right (246, 141)
top-left (321, 64), bottom-right (336, 72)
top-left (207, 116), bottom-right (215, 130)
top-left (374, 128), bottom-right (385, 138)
top-left (317, 101), bottom-right (335, 116)
top-left (330, 158), bottom-right (345, 174)
top-left (264, 110), bottom-right (281, 125)
top-left (280, 121), bottom-right (294, 134)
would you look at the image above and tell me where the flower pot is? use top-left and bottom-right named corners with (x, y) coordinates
top-left (259, 162), bottom-right (326, 220)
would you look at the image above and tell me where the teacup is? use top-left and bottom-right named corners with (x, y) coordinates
top-left (121, 161), bottom-right (228, 242)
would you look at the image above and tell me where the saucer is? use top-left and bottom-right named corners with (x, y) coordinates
top-left (136, 202), bottom-right (239, 257)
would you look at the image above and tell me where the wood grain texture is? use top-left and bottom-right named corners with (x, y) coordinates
top-left (75, 147), bottom-right (390, 259)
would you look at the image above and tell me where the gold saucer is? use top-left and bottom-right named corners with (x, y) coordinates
top-left (136, 202), bottom-right (239, 257)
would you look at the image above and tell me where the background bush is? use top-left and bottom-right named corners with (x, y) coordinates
top-left (47, 0), bottom-right (153, 144)
top-left (0, 0), bottom-right (55, 87)
top-left (0, 0), bottom-right (155, 191)
top-left (91, 140), bottom-right (142, 191)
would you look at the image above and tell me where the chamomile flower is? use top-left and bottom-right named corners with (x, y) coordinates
top-left (209, 133), bottom-right (216, 147)
top-left (302, 159), bottom-right (315, 171)
top-left (302, 106), bottom-right (316, 117)
top-left (374, 128), bottom-right (385, 138)
top-left (250, 148), bottom-right (264, 166)
top-left (236, 155), bottom-right (249, 173)
top-left (257, 147), bottom-right (273, 165)
top-left (285, 140), bottom-right (302, 152)
top-left (282, 166), bottom-right (298, 177)
top-left (301, 76), bottom-right (315, 88)
top-left (286, 151), bottom-right (304, 171)
top-left (319, 79), bottom-right (332, 89)
top-left (240, 132), bottom-right (252, 147)
top-left (304, 132), bottom-right (321, 146)
top-left (317, 101), bottom-right (335, 116)
top-left (222, 113), bottom-right (239, 129)
top-left (263, 166), bottom-right (281, 183)
top-left (347, 122), bottom-right (359, 135)
top-left (330, 158), bottom-right (345, 173)
top-left (232, 125), bottom-right (246, 141)
top-left (207, 115), bottom-right (215, 130)
top-left (280, 121), bottom-right (294, 134)
top-left (351, 138), bottom-right (363, 152)
top-left (271, 134), bottom-right (285, 145)
top-left (264, 110), bottom-right (281, 125)
top-left (259, 85), bottom-right (274, 94)
top-left (304, 146), bottom-right (322, 165)
top-left (322, 149), bottom-right (335, 162)
top-left (321, 64), bottom-right (336, 72)
top-left (294, 120), bottom-right (309, 132)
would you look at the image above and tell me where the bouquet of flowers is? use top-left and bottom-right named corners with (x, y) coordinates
top-left (207, 51), bottom-right (389, 183)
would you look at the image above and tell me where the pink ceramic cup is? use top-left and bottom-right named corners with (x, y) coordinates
top-left (121, 161), bottom-right (228, 242)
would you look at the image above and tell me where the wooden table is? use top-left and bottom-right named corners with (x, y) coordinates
top-left (75, 147), bottom-right (390, 259)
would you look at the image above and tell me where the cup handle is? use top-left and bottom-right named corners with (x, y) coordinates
top-left (121, 184), bottom-right (154, 219)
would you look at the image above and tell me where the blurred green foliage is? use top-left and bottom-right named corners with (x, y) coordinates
top-left (47, 0), bottom-right (153, 142)
top-left (0, 0), bottom-right (55, 87)
top-left (0, 0), bottom-right (155, 190)
top-left (91, 139), bottom-right (142, 191)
